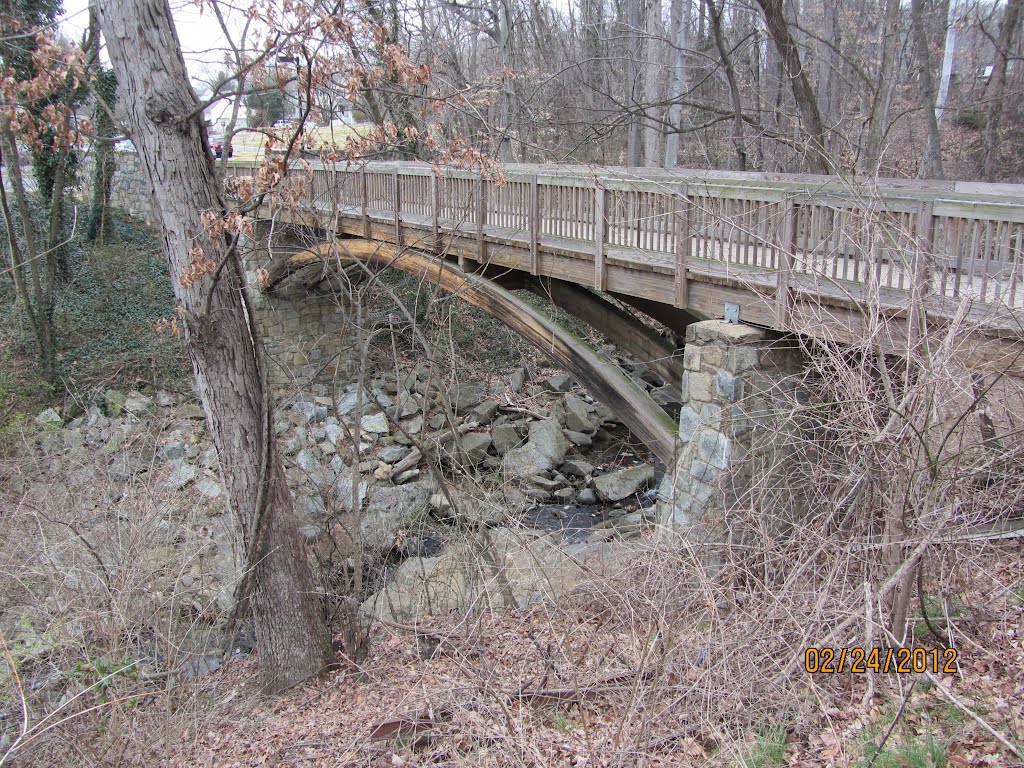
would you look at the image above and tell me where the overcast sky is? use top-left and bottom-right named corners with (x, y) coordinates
top-left (59, 0), bottom-right (239, 87)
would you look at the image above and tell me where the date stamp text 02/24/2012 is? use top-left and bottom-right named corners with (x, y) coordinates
top-left (804, 647), bottom-right (959, 674)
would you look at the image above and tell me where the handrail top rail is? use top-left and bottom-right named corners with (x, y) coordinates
top-left (226, 157), bottom-right (1024, 207)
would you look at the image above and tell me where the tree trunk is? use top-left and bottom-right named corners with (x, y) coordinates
top-left (862, 0), bottom-right (901, 173)
top-left (626, 0), bottom-right (645, 167)
top-left (1, 129), bottom-right (57, 381)
top-left (910, 0), bottom-right (944, 178)
top-left (663, 0), bottom-right (693, 168)
top-left (96, 0), bottom-right (332, 693)
top-left (982, 0), bottom-right (1023, 180)
top-left (705, 0), bottom-right (748, 170)
top-left (754, 0), bottom-right (830, 173)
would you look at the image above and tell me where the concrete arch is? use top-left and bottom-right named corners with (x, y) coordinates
top-left (267, 238), bottom-right (680, 465)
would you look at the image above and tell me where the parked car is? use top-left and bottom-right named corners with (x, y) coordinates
top-left (209, 137), bottom-right (233, 158)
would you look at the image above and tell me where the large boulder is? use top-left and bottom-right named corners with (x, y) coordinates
top-left (360, 481), bottom-right (431, 556)
top-left (594, 464), bottom-right (655, 502)
top-left (501, 419), bottom-right (569, 479)
top-left (447, 383), bottom-right (483, 415)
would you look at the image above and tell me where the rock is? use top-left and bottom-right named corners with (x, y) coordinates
top-left (163, 461), bottom-right (197, 491)
top-left (158, 442), bottom-right (186, 461)
top-left (509, 367), bottom-right (527, 393)
top-left (333, 471), bottom-right (369, 512)
top-left (360, 412), bottom-right (390, 434)
top-left (553, 488), bottom-right (576, 501)
top-left (195, 477), bottom-right (222, 499)
top-left (563, 394), bottom-right (595, 433)
top-left (560, 458), bottom-right (594, 478)
top-left (469, 400), bottom-right (499, 424)
top-left (593, 464), bottom-right (655, 502)
top-left (295, 449), bottom-right (320, 472)
top-left (361, 555), bottom-right (468, 622)
top-left (104, 389), bottom-right (126, 416)
top-left (428, 413), bottom-right (446, 430)
top-left (124, 392), bottom-right (153, 416)
top-left (447, 383), bottom-right (483, 415)
top-left (490, 423), bottom-right (523, 455)
top-left (110, 453), bottom-right (148, 481)
top-left (460, 432), bottom-right (492, 465)
top-left (62, 429), bottom-right (85, 450)
top-left (156, 391), bottom-right (177, 407)
top-left (335, 390), bottom-right (362, 416)
top-left (273, 413), bottom-right (290, 436)
top-left (283, 430), bottom-right (305, 455)
top-left (295, 493), bottom-right (327, 520)
top-left (184, 444), bottom-right (201, 460)
top-left (35, 408), bottom-right (62, 427)
top-left (361, 482), bottom-right (431, 555)
top-left (200, 447), bottom-right (219, 470)
top-left (429, 493), bottom-right (452, 514)
top-left (394, 392), bottom-right (420, 419)
top-left (563, 430), bottom-right (593, 447)
top-left (181, 404), bottom-right (206, 420)
top-left (394, 469), bottom-right (420, 484)
top-left (378, 445), bottom-right (411, 464)
top-left (542, 373), bottom-right (572, 393)
top-left (299, 524), bottom-right (323, 543)
top-left (374, 463), bottom-right (393, 481)
top-left (501, 420), bottom-right (569, 479)
top-left (292, 401), bottom-right (316, 424)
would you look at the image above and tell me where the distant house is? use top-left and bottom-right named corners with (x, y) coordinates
top-left (205, 99), bottom-right (248, 136)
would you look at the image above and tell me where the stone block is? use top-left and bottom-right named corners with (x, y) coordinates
top-left (683, 347), bottom-right (701, 371)
top-left (698, 430), bottom-right (730, 470)
top-left (686, 320), bottom-right (763, 346)
top-left (726, 346), bottom-right (761, 374)
top-left (716, 369), bottom-right (742, 402)
top-left (689, 459), bottom-right (718, 484)
top-left (677, 405), bottom-right (701, 443)
top-left (682, 371), bottom-right (713, 403)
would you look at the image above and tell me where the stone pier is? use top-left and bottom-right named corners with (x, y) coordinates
top-left (657, 320), bottom-right (798, 536)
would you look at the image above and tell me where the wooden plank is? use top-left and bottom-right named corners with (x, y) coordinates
top-left (531, 278), bottom-right (685, 388)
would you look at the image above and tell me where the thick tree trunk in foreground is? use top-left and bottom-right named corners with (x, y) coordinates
top-left (96, 0), bottom-right (332, 692)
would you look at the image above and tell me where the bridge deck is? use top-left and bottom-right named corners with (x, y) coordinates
top-left (230, 161), bottom-right (1024, 371)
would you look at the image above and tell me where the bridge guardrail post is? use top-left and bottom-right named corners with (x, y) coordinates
top-left (430, 172), bottom-right (440, 250)
top-left (594, 182), bottom-right (606, 290)
top-left (393, 168), bottom-right (402, 247)
top-left (360, 166), bottom-right (369, 238)
top-left (477, 173), bottom-right (488, 266)
top-left (674, 183), bottom-right (690, 308)
top-left (776, 199), bottom-right (798, 326)
top-left (908, 200), bottom-right (935, 352)
top-left (529, 175), bottom-right (539, 275)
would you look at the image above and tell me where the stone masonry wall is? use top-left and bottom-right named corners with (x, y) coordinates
top-left (657, 320), bottom-right (799, 535)
top-left (78, 149), bottom-right (153, 223)
top-left (242, 222), bottom-right (352, 390)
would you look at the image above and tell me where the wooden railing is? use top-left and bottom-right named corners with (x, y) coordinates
top-left (228, 160), bottom-right (1024, 318)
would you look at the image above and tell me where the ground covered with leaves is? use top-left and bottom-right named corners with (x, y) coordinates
top-left (114, 545), bottom-right (1024, 768)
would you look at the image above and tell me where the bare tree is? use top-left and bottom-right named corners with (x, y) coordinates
top-left (95, 0), bottom-right (333, 692)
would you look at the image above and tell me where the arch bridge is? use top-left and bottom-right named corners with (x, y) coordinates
top-left (230, 160), bottom-right (1024, 466)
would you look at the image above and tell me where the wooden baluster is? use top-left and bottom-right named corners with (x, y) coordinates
top-left (776, 200), bottom-right (797, 325)
top-left (530, 175), bottom-right (539, 275)
top-left (595, 183), bottom-right (607, 291)
top-left (674, 183), bottom-right (690, 308)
